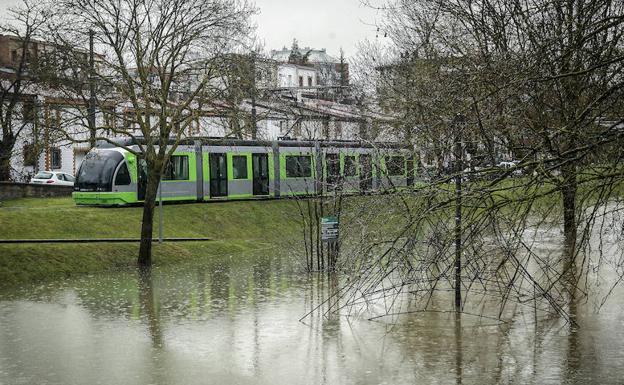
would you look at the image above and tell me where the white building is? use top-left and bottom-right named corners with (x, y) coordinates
top-left (270, 46), bottom-right (347, 88)
top-left (4, 95), bottom-right (111, 182)
top-left (277, 64), bottom-right (317, 88)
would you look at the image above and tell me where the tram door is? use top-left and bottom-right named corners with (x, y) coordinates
top-left (406, 156), bottom-right (415, 187)
top-left (326, 153), bottom-right (340, 190)
top-left (138, 158), bottom-right (147, 200)
top-left (359, 154), bottom-right (373, 191)
top-left (209, 153), bottom-right (228, 197)
top-left (252, 153), bottom-right (269, 195)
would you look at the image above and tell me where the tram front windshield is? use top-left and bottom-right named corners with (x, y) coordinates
top-left (75, 150), bottom-right (124, 192)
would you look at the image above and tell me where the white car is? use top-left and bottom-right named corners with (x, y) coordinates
top-left (498, 161), bottom-right (523, 176)
top-left (30, 171), bottom-right (76, 186)
top-left (497, 161), bottom-right (514, 167)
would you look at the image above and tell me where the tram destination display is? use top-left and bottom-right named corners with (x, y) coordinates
top-left (321, 216), bottom-right (339, 242)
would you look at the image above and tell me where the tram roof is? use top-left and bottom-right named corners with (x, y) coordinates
top-left (96, 137), bottom-right (413, 150)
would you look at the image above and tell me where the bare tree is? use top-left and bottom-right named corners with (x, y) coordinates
top-left (0, 0), bottom-right (51, 181)
top-left (378, 0), bottom-right (624, 258)
top-left (52, 0), bottom-right (256, 267)
top-left (301, 0), bottom-right (624, 324)
top-left (213, 47), bottom-right (268, 139)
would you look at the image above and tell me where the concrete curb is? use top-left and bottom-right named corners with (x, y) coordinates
top-left (0, 238), bottom-right (212, 244)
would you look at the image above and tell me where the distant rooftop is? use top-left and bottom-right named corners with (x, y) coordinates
top-left (270, 47), bottom-right (338, 64)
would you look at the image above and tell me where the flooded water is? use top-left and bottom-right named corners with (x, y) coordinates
top-left (1, 245), bottom-right (624, 385)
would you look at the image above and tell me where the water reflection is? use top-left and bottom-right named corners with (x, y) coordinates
top-left (455, 313), bottom-right (462, 385)
top-left (138, 268), bottom-right (163, 348)
top-left (0, 249), bottom-right (623, 384)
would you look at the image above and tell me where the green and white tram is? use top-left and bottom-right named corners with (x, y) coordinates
top-left (72, 138), bottom-right (417, 206)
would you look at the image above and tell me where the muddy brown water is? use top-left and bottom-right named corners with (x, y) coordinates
top-left (1, 234), bottom-right (624, 384)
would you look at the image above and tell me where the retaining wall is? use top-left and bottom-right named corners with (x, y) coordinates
top-left (0, 182), bottom-right (73, 200)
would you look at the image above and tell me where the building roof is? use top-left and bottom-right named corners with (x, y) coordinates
top-left (270, 47), bottom-right (338, 64)
top-left (277, 62), bottom-right (316, 71)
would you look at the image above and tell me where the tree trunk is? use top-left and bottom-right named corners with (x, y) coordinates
top-left (561, 162), bottom-right (577, 260)
top-left (0, 137), bottom-right (15, 181)
top-left (454, 129), bottom-right (462, 311)
top-left (138, 167), bottom-right (161, 267)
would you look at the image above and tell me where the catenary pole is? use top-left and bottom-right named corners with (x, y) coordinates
top-left (88, 30), bottom-right (96, 148)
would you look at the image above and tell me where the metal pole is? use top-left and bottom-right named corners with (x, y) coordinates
top-left (158, 179), bottom-right (163, 244)
top-left (88, 29), bottom-right (96, 148)
top-left (33, 97), bottom-right (41, 174)
top-left (250, 51), bottom-right (257, 139)
top-left (454, 115), bottom-right (463, 311)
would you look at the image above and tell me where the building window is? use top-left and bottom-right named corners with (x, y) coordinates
top-left (294, 121), bottom-right (302, 137)
top-left (23, 143), bottom-right (37, 167)
top-left (115, 162), bottom-right (131, 185)
top-left (344, 156), bottom-right (357, 177)
top-left (22, 100), bottom-right (35, 124)
top-left (385, 155), bottom-right (405, 176)
top-left (288, 75), bottom-right (292, 86)
top-left (102, 108), bottom-right (116, 131)
top-left (163, 155), bottom-right (189, 180)
top-left (232, 155), bottom-right (248, 179)
top-left (335, 121), bottom-right (343, 139)
top-left (51, 147), bottom-right (62, 169)
top-left (123, 112), bottom-right (134, 130)
top-left (11, 50), bottom-right (18, 62)
top-left (285, 155), bottom-right (312, 178)
top-left (299, 76), bottom-right (304, 87)
top-left (308, 76), bottom-right (313, 87)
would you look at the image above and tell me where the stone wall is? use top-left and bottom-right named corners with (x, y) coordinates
top-left (0, 182), bottom-right (73, 200)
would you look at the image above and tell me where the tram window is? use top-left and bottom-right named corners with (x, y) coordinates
top-left (163, 155), bottom-right (189, 180)
top-left (385, 156), bottom-right (405, 176)
top-left (285, 155), bottom-right (312, 178)
top-left (232, 155), bottom-right (248, 179)
top-left (115, 162), bottom-right (131, 185)
top-left (344, 156), bottom-right (357, 177)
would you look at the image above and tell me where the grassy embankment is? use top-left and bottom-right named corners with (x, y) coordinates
top-left (0, 197), bottom-right (303, 289)
top-left (2, 175), bottom-right (622, 289)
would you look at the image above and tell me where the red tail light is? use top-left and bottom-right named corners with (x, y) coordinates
top-left (46, 180), bottom-right (54, 184)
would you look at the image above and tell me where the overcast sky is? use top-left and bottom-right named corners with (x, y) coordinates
top-left (0, 0), bottom-right (381, 58)
top-left (254, 0), bottom-right (380, 58)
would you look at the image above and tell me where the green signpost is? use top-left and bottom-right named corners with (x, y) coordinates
top-left (321, 216), bottom-right (339, 242)
top-left (321, 216), bottom-right (339, 270)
